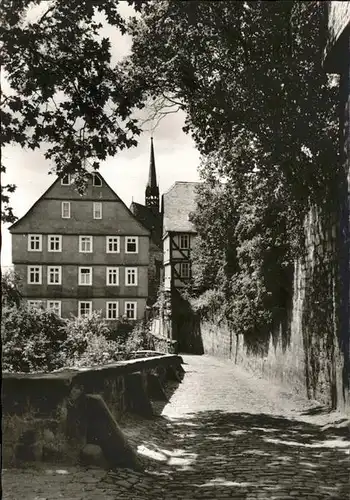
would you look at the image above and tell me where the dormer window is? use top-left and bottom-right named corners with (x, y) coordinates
top-left (61, 174), bottom-right (71, 185)
top-left (93, 173), bottom-right (102, 186)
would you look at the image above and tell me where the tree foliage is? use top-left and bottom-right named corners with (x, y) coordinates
top-left (1, 269), bottom-right (23, 307)
top-left (2, 306), bottom-right (149, 372)
top-left (127, 1), bottom-right (340, 343)
top-left (128, 1), bottom-right (338, 201)
top-left (0, 0), bottom-right (146, 222)
top-left (1, 304), bottom-right (66, 372)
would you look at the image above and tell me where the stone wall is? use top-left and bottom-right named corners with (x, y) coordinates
top-left (2, 354), bottom-right (183, 466)
top-left (199, 205), bottom-right (350, 414)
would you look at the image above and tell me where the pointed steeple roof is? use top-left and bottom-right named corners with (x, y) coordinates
top-left (147, 137), bottom-right (157, 189)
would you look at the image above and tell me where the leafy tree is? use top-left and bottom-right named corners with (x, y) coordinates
top-left (0, 0), bottom-right (146, 222)
top-left (126, 1), bottom-right (340, 344)
top-left (189, 171), bottom-right (238, 295)
top-left (128, 1), bottom-right (338, 203)
top-left (1, 304), bottom-right (66, 372)
top-left (1, 269), bottom-right (23, 307)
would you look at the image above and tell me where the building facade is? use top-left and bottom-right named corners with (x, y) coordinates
top-left (162, 182), bottom-right (200, 292)
top-left (10, 172), bottom-right (150, 320)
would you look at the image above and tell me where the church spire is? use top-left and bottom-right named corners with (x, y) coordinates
top-left (145, 137), bottom-right (159, 212)
top-left (148, 137), bottom-right (157, 188)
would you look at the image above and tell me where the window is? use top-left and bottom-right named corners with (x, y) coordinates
top-left (79, 236), bottom-right (93, 253)
top-left (125, 302), bottom-right (137, 320)
top-left (93, 202), bottom-right (102, 219)
top-left (125, 267), bottom-right (138, 286)
top-left (93, 173), bottom-right (102, 186)
top-left (28, 234), bottom-right (42, 252)
top-left (61, 174), bottom-right (71, 185)
top-left (79, 301), bottom-right (92, 318)
top-left (106, 267), bottom-right (119, 286)
top-left (106, 301), bottom-right (119, 320)
top-left (79, 267), bottom-right (92, 285)
top-left (62, 201), bottom-right (71, 218)
top-left (47, 300), bottom-right (62, 317)
top-left (27, 265), bottom-right (42, 284)
top-left (48, 235), bottom-right (62, 252)
top-left (179, 234), bottom-right (189, 249)
top-left (180, 262), bottom-right (190, 278)
top-left (27, 300), bottom-right (44, 310)
top-left (125, 237), bottom-right (138, 254)
top-left (48, 266), bottom-right (62, 285)
top-left (106, 236), bottom-right (120, 253)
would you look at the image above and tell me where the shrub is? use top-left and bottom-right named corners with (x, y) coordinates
top-left (1, 269), bottom-right (23, 307)
top-left (2, 307), bottom-right (152, 372)
top-left (1, 305), bottom-right (66, 372)
top-left (191, 289), bottom-right (225, 319)
top-left (120, 321), bottom-right (150, 358)
top-left (60, 311), bottom-right (121, 367)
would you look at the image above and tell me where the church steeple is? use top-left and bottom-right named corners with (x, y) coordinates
top-left (145, 137), bottom-right (159, 212)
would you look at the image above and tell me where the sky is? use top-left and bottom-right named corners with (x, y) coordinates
top-left (1, 3), bottom-right (200, 268)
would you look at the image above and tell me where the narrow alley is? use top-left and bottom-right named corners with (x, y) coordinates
top-left (3, 355), bottom-right (350, 500)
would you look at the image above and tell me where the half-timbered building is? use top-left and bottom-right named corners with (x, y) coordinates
top-left (162, 182), bottom-right (200, 292)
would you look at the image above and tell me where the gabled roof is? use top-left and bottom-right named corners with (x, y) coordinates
top-left (10, 172), bottom-right (150, 236)
top-left (162, 181), bottom-right (201, 234)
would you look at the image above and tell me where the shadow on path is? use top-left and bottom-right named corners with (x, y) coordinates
top-left (135, 410), bottom-right (350, 499)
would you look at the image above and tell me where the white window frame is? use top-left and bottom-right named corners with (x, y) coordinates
top-left (179, 234), bottom-right (190, 250)
top-left (48, 235), bottom-right (62, 252)
top-left (92, 173), bottom-right (102, 186)
top-left (106, 267), bottom-right (119, 286)
top-left (125, 267), bottom-right (138, 286)
top-left (106, 236), bottom-right (120, 253)
top-left (61, 174), bottom-right (71, 185)
top-left (27, 300), bottom-right (44, 310)
top-left (125, 301), bottom-right (137, 320)
top-left (47, 300), bottom-right (62, 317)
top-left (79, 267), bottom-right (92, 286)
top-left (79, 235), bottom-right (93, 253)
top-left (28, 234), bottom-right (42, 252)
top-left (61, 201), bottom-right (71, 219)
top-left (79, 301), bottom-right (92, 318)
top-left (27, 265), bottom-right (42, 284)
top-left (180, 262), bottom-right (191, 278)
top-left (106, 301), bottom-right (119, 320)
top-left (125, 236), bottom-right (139, 254)
top-left (93, 202), bottom-right (102, 219)
top-left (47, 266), bottom-right (62, 285)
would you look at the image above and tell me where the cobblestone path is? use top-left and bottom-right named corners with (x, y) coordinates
top-left (3, 355), bottom-right (350, 499)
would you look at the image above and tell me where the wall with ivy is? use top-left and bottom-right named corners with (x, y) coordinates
top-left (200, 206), bottom-right (349, 413)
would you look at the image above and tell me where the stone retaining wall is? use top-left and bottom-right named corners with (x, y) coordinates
top-left (199, 204), bottom-right (349, 415)
top-left (2, 354), bottom-right (183, 467)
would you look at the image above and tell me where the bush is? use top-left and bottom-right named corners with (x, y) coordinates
top-left (1, 305), bottom-right (66, 372)
top-left (2, 307), bottom-right (152, 372)
top-left (120, 321), bottom-right (150, 358)
top-left (191, 289), bottom-right (225, 319)
top-left (60, 311), bottom-right (121, 367)
top-left (60, 312), bottom-right (150, 367)
top-left (1, 269), bottom-right (22, 307)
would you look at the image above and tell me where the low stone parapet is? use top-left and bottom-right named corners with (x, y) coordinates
top-left (2, 354), bottom-right (184, 468)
